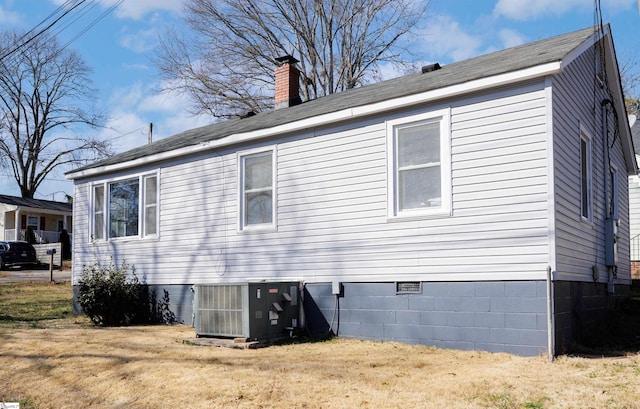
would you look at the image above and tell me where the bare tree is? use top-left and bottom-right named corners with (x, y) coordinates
top-left (620, 52), bottom-right (640, 116)
top-left (154, 0), bottom-right (429, 118)
top-left (0, 30), bottom-right (109, 199)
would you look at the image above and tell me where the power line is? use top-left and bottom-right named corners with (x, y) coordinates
top-left (57, 0), bottom-right (125, 53)
top-left (0, 0), bottom-right (89, 62)
top-left (0, 0), bottom-right (124, 67)
top-left (4, 0), bottom-right (77, 57)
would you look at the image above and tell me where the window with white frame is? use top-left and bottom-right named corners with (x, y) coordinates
top-left (580, 128), bottom-right (593, 221)
top-left (387, 109), bottom-right (451, 218)
top-left (26, 215), bottom-right (39, 230)
top-left (608, 164), bottom-right (619, 220)
top-left (92, 185), bottom-right (105, 240)
top-left (239, 149), bottom-right (275, 229)
top-left (91, 173), bottom-right (158, 240)
top-left (144, 175), bottom-right (158, 236)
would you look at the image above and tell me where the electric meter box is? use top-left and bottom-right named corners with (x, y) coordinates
top-left (194, 282), bottom-right (300, 341)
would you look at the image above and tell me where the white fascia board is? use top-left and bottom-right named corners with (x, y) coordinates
top-left (544, 77), bottom-right (557, 274)
top-left (602, 29), bottom-right (638, 175)
top-left (67, 61), bottom-right (563, 180)
top-left (560, 29), bottom-right (603, 69)
top-left (14, 206), bottom-right (71, 216)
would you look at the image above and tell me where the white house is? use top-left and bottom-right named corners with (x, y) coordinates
top-left (0, 194), bottom-right (72, 244)
top-left (66, 25), bottom-right (636, 356)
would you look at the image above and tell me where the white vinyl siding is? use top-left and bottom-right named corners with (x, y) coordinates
top-left (72, 80), bottom-right (554, 285)
top-left (552, 46), bottom-right (631, 282)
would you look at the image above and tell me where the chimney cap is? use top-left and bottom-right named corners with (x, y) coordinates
top-left (275, 55), bottom-right (299, 65)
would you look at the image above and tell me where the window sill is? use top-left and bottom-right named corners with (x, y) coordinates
top-left (387, 209), bottom-right (452, 222)
top-left (90, 235), bottom-right (160, 243)
top-left (580, 216), bottom-right (595, 229)
top-left (238, 225), bottom-right (278, 234)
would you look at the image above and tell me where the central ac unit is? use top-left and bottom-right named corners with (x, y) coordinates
top-left (194, 282), bottom-right (299, 341)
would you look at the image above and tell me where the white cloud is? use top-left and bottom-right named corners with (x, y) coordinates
top-left (417, 15), bottom-right (483, 62)
top-left (141, 89), bottom-right (210, 139)
top-left (122, 63), bottom-right (150, 71)
top-left (493, 0), bottom-right (634, 20)
top-left (101, 82), bottom-right (209, 153)
top-left (0, 5), bottom-right (21, 25)
top-left (52, 0), bottom-right (182, 21)
top-left (101, 111), bottom-right (150, 153)
top-left (414, 14), bottom-right (529, 63)
top-left (108, 83), bottom-right (144, 109)
top-left (498, 28), bottom-right (527, 49)
top-left (494, 0), bottom-right (580, 20)
top-left (119, 26), bottom-right (160, 53)
top-left (375, 62), bottom-right (413, 81)
top-left (112, 0), bottom-right (182, 20)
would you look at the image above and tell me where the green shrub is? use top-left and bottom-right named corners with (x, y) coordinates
top-left (77, 261), bottom-right (150, 326)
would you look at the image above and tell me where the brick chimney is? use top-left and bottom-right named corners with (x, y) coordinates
top-left (274, 55), bottom-right (302, 110)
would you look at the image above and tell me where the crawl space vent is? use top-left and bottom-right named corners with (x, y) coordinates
top-left (396, 281), bottom-right (422, 294)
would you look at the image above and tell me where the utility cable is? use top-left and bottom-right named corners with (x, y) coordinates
top-left (1, 0), bottom-right (77, 60)
top-left (0, 0), bottom-right (123, 68)
top-left (56, 0), bottom-right (125, 53)
top-left (0, 0), bottom-right (89, 62)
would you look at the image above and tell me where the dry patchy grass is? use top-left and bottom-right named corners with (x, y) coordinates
top-left (1, 282), bottom-right (640, 408)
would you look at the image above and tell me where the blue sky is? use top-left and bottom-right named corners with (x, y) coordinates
top-left (0, 0), bottom-right (638, 201)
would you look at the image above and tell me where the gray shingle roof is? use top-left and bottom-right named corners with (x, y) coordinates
top-left (0, 194), bottom-right (72, 212)
top-left (70, 26), bottom-right (597, 174)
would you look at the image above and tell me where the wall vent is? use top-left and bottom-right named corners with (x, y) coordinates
top-left (396, 281), bottom-right (422, 294)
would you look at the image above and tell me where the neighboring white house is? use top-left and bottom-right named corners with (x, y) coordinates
top-left (66, 25), bottom-right (636, 356)
top-left (0, 194), bottom-right (72, 244)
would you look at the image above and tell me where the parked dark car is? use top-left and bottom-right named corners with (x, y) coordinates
top-left (0, 241), bottom-right (38, 270)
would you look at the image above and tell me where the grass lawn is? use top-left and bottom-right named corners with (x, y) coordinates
top-left (0, 281), bottom-right (639, 408)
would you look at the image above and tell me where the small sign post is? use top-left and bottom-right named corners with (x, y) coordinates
top-left (47, 248), bottom-right (56, 282)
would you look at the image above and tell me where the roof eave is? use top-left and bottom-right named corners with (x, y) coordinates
top-left (66, 60), bottom-right (563, 181)
top-left (1, 204), bottom-right (72, 215)
top-left (601, 25), bottom-right (638, 175)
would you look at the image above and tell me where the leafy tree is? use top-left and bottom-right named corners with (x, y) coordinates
top-left (0, 30), bottom-right (110, 199)
top-left (154, 0), bottom-right (429, 118)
